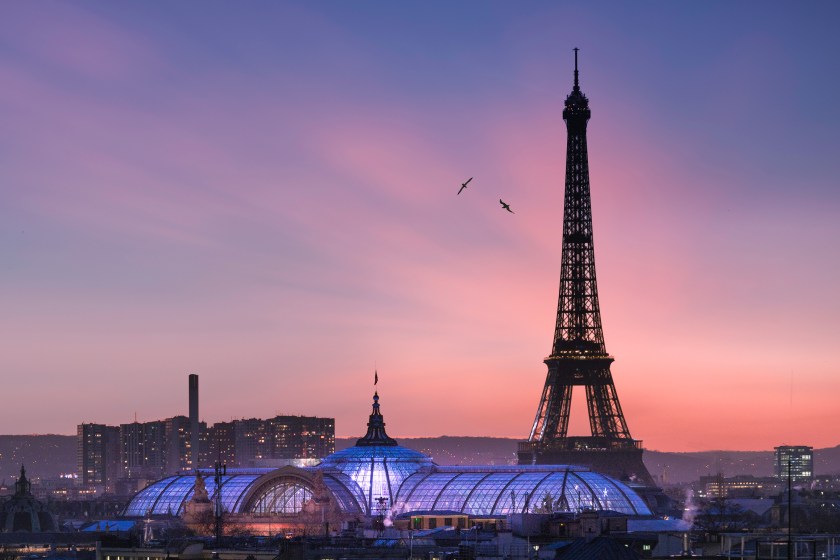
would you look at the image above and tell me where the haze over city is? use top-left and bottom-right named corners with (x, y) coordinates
top-left (1, 2), bottom-right (839, 452)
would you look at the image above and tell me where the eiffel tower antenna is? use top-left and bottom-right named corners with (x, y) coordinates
top-left (518, 49), bottom-right (653, 486)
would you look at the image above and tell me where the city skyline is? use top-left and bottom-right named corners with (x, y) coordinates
top-left (2, 2), bottom-right (839, 452)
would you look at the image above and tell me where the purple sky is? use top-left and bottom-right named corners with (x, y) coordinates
top-left (1, 2), bottom-right (839, 451)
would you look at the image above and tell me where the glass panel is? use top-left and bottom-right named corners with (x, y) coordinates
top-left (251, 481), bottom-right (313, 514)
top-left (399, 473), bottom-right (459, 512)
top-left (463, 473), bottom-right (517, 515)
top-left (322, 475), bottom-right (363, 513)
top-left (123, 478), bottom-right (175, 516)
top-left (433, 473), bottom-right (487, 512)
top-left (153, 477), bottom-right (196, 515)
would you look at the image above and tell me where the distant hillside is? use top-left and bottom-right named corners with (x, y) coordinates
top-left (337, 437), bottom-right (840, 485)
top-left (3, 434), bottom-right (838, 486)
top-left (0, 435), bottom-right (76, 481)
top-left (646, 445), bottom-right (840, 484)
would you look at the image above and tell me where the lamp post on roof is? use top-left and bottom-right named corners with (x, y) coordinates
top-left (374, 496), bottom-right (388, 537)
top-left (214, 460), bottom-right (226, 547)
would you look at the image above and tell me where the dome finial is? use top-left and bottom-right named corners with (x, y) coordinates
top-left (356, 388), bottom-right (397, 446)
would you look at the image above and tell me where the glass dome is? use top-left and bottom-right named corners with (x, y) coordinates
top-left (317, 393), bottom-right (432, 515)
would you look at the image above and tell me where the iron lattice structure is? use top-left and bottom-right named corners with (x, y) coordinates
top-left (527, 51), bottom-right (639, 453)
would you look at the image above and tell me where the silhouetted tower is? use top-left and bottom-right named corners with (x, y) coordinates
top-left (189, 374), bottom-right (199, 468)
top-left (518, 50), bottom-right (653, 485)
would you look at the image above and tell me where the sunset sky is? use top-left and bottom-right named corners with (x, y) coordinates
top-left (2, 2), bottom-right (839, 452)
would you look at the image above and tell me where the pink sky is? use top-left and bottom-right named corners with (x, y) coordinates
top-left (1, 2), bottom-right (839, 452)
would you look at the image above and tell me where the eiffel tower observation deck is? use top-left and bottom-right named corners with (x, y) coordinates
top-left (518, 50), bottom-right (654, 487)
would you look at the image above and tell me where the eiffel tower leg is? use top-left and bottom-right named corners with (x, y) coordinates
top-left (544, 383), bottom-right (572, 441)
top-left (529, 372), bottom-right (572, 442)
top-left (586, 381), bottom-right (631, 440)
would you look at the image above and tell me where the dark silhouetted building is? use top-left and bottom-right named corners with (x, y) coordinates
top-left (120, 420), bottom-right (167, 480)
top-left (230, 415), bottom-right (334, 467)
top-left (206, 421), bottom-right (235, 467)
top-left (189, 374), bottom-right (199, 468)
top-left (775, 445), bottom-right (813, 483)
top-left (77, 423), bottom-right (120, 491)
top-left (0, 466), bottom-right (56, 532)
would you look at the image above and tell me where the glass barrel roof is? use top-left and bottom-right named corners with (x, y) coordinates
top-left (393, 466), bottom-right (650, 517)
top-left (122, 473), bottom-right (262, 517)
top-left (122, 394), bottom-right (651, 521)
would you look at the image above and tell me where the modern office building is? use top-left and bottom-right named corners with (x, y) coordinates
top-left (77, 423), bottom-right (120, 491)
top-left (123, 393), bottom-right (651, 534)
top-left (774, 445), bottom-right (814, 483)
top-left (120, 420), bottom-right (168, 480)
top-left (207, 421), bottom-right (236, 467)
top-left (229, 415), bottom-right (334, 467)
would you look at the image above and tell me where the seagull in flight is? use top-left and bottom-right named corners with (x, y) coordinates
top-left (458, 177), bottom-right (473, 195)
top-left (499, 199), bottom-right (514, 213)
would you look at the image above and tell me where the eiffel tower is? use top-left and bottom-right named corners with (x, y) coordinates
top-left (518, 50), bottom-right (654, 486)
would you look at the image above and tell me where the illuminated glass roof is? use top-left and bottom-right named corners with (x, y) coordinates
top-left (123, 394), bottom-right (651, 520)
top-left (123, 472), bottom-right (264, 516)
top-left (317, 392), bottom-right (433, 515)
top-left (318, 445), bottom-right (432, 515)
top-left (394, 466), bottom-right (650, 516)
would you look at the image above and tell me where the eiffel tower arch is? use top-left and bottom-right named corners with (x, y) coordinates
top-left (518, 50), bottom-right (654, 487)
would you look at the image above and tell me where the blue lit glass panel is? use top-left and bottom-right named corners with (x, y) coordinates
top-left (433, 473), bottom-right (487, 512)
top-left (385, 460), bottom-right (425, 497)
top-left (493, 472), bottom-right (552, 514)
top-left (221, 475), bottom-right (261, 512)
top-left (152, 477), bottom-right (196, 515)
top-left (463, 473), bottom-right (517, 515)
top-left (574, 471), bottom-right (616, 510)
top-left (394, 473), bottom-right (424, 505)
top-left (568, 471), bottom-right (650, 514)
top-left (319, 470), bottom-right (365, 512)
top-left (564, 473), bottom-right (598, 512)
top-left (370, 459), bottom-right (392, 513)
top-left (399, 473), bottom-right (458, 512)
top-left (251, 482), bottom-right (312, 514)
top-left (524, 472), bottom-right (569, 513)
top-left (322, 475), bottom-right (363, 513)
top-left (124, 478), bottom-right (176, 516)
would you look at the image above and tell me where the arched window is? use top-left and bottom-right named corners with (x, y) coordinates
top-left (250, 481), bottom-right (313, 514)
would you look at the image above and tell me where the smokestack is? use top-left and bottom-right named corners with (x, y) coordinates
top-left (189, 374), bottom-right (199, 468)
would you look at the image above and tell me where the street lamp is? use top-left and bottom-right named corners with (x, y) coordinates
top-left (374, 496), bottom-right (388, 537)
top-left (214, 461), bottom-right (227, 547)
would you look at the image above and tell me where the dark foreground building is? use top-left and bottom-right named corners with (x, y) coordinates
top-left (1, 466), bottom-right (56, 532)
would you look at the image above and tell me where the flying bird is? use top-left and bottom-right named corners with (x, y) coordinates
top-left (499, 199), bottom-right (514, 213)
top-left (457, 177), bottom-right (473, 195)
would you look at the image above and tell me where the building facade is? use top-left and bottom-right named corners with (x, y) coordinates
top-left (77, 414), bottom-right (333, 488)
top-left (77, 423), bottom-right (120, 491)
top-left (774, 445), bottom-right (814, 483)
